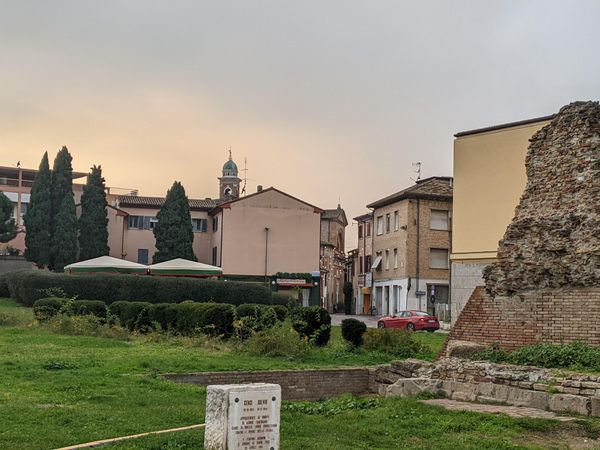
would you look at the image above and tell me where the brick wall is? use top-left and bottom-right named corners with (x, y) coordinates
top-left (164, 368), bottom-right (373, 401)
top-left (446, 286), bottom-right (600, 351)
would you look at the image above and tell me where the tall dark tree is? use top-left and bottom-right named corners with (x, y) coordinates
top-left (49, 147), bottom-right (75, 270)
top-left (51, 194), bottom-right (78, 271)
top-left (153, 181), bottom-right (196, 263)
top-left (24, 152), bottom-right (52, 267)
top-left (0, 191), bottom-right (17, 243)
top-left (78, 165), bottom-right (109, 260)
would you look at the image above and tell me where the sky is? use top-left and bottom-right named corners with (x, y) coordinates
top-left (1, 1), bottom-right (599, 250)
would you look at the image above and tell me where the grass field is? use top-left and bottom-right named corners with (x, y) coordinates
top-left (1, 298), bottom-right (599, 449)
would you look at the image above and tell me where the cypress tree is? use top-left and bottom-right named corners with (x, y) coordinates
top-left (24, 152), bottom-right (52, 267)
top-left (0, 191), bottom-right (17, 243)
top-left (49, 146), bottom-right (75, 270)
top-left (51, 194), bottom-right (78, 271)
top-left (153, 181), bottom-right (196, 263)
top-left (78, 165), bottom-right (109, 260)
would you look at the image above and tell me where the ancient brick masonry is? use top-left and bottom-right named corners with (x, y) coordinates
top-left (484, 101), bottom-right (600, 297)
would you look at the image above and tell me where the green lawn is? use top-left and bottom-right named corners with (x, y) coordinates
top-left (1, 298), bottom-right (598, 449)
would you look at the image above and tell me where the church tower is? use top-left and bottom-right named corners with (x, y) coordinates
top-left (218, 150), bottom-right (241, 199)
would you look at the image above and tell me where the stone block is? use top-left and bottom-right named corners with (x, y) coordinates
top-left (385, 378), bottom-right (443, 398)
top-left (204, 383), bottom-right (281, 450)
top-left (506, 387), bottom-right (549, 410)
top-left (549, 394), bottom-right (590, 416)
top-left (591, 397), bottom-right (600, 417)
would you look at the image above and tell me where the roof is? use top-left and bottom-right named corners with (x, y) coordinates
top-left (117, 195), bottom-right (219, 211)
top-left (454, 114), bottom-right (555, 138)
top-left (321, 206), bottom-right (348, 226)
top-left (0, 165), bottom-right (87, 182)
top-left (366, 176), bottom-right (453, 209)
top-left (213, 187), bottom-right (323, 214)
top-left (147, 258), bottom-right (222, 275)
top-left (353, 212), bottom-right (372, 222)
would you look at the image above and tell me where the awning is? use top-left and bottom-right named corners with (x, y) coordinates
top-left (65, 256), bottom-right (147, 274)
top-left (371, 255), bottom-right (382, 270)
top-left (147, 258), bottom-right (222, 277)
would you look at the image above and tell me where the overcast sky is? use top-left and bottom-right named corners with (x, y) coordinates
top-left (1, 1), bottom-right (599, 250)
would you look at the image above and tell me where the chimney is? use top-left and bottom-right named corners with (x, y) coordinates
top-left (257, 185), bottom-right (263, 192)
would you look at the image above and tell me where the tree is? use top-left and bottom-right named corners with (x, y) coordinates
top-left (0, 192), bottom-right (17, 243)
top-left (78, 165), bottom-right (109, 260)
top-left (24, 152), bottom-right (52, 267)
top-left (153, 181), bottom-right (196, 263)
top-left (49, 147), bottom-right (75, 270)
top-left (51, 194), bottom-right (78, 272)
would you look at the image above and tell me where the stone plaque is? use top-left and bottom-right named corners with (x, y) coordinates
top-left (204, 383), bottom-right (281, 450)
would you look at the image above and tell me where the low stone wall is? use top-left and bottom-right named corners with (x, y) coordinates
top-left (377, 358), bottom-right (600, 416)
top-left (445, 286), bottom-right (600, 351)
top-left (164, 368), bottom-right (375, 401)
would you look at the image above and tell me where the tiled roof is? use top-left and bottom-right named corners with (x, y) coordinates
top-left (367, 176), bottom-right (453, 209)
top-left (117, 195), bottom-right (219, 210)
top-left (454, 114), bottom-right (555, 138)
top-left (321, 207), bottom-right (348, 226)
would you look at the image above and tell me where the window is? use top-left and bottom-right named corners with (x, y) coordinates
top-left (137, 249), bottom-right (149, 264)
top-left (366, 222), bottom-right (371, 237)
top-left (358, 224), bottom-right (363, 239)
top-left (394, 248), bottom-right (398, 269)
top-left (212, 246), bottom-right (219, 266)
top-left (376, 216), bottom-right (383, 235)
top-left (385, 213), bottom-right (390, 233)
top-left (213, 217), bottom-right (219, 232)
top-left (192, 218), bottom-right (208, 232)
top-left (385, 250), bottom-right (389, 270)
top-left (430, 210), bottom-right (449, 231)
top-left (430, 248), bottom-right (449, 269)
top-left (128, 216), bottom-right (156, 230)
top-left (394, 211), bottom-right (399, 231)
top-left (359, 256), bottom-right (363, 274)
top-left (371, 252), bottom-right (382, 270)
top-left (365, 255), bottom-right (371, 271)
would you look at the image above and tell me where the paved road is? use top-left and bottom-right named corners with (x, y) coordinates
top-left (330, 313), bottom-right (450, 332)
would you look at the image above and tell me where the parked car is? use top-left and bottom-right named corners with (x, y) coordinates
top-left (377, 310), bottom-right (439, 332)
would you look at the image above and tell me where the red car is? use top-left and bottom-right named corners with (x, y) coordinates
top-left (377, 310), bottom-right (440, 332)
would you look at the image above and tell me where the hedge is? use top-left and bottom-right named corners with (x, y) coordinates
top-left (341, 318), bottom-right (367, 347)
top-left (0, 273), bottom-right (9, 297)
top-left (34, 298), bottom-right (236, 337)
top-left (292, 307), bottom-right (331, 347)
top-left (5, 271), bottom-right (285, 307)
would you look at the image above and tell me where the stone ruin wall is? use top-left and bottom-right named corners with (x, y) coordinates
top-left (447, 101), bottom-right (600, 350)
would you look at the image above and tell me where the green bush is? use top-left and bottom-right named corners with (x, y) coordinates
top-left (233, 304), bottom-right (279, 340)
top-left (175, 302), bottom-right (235, 337)
top-left (147, 303), bottom-right (179, 331)
top-left (341, 318), bottom-right (367, 348)
top-left (362, 328), bottom-right (426, 357)
top-left (292, 306), bottom-right (331, 347)
top-left (3, 270), bottom-right (276, 307)
top-left (44, 314), bottom-right (129, 339)
top-left (0, 272), bottom-right (10, 297)
top-left (272, 305), bottom-right (289, 322)
top-left (108, 301), bottom-right (150, 331)
top-left (271, 292), bottom-right (294, 307)
top-left (242, 321), bottom-right (311, 357)
top-left (33, 297), bottom-right (65, 321)
top-left (71, 300), bottom-right (108, 318)
top-left (473, 342), bottom-right (600, 372)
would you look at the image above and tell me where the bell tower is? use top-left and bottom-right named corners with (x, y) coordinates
top-left (218, 149), bottom-right (241, 199)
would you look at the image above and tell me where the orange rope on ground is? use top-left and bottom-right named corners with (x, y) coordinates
top-left (54, 423), bottom-right (205, 449)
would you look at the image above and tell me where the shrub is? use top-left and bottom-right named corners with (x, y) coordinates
top-left (272, 305), bottom-right (289, 322)
top-left (3, 270), bottom-right (276, 307)
top-left (341, 318), bottom-right (367, 348)
top-left (147, 303), bottom-right (179, 331)
top-left (71, 300), bottom-right (108, 318)
top-left (362, 328), bottom-right (426, 357)
top-left (0, 273), bottom-right (9, 297)
top-left (174, 302), bottom-right (235, 337)
top-left (108, 301), bottom-right (150, 331)
top-left (292, 306), bottom-right (331, 347)
top-left (44, 314), bottom-right (129, 339)
top-left (242, 322), bottom-right (311, 357)
top-left (33, 297), bottom-right (65, 321)
top-left (233, 305), bottom-right (278, 340)
top-left (271, 293), bottom-right (293, 307)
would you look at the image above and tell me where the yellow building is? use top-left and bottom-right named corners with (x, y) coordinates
top-left (450, 114), bottom-right (554, 323)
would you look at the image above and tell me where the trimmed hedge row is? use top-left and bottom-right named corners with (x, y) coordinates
top-left (0, 273), bottom-right (9, 297)
top-left (5, 271), bottom-right (286, 307)
top-left (292, 306), bottom-right (331, 346)
top-left (32, 298), bottom-right (297, 339)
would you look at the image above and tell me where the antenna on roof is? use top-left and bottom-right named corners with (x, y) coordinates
top-left (241, 158), bottom-right (248, 196)
top-left (411, 162), bottom-right (422, 183)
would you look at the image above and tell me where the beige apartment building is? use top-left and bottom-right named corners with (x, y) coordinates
top-left (451, 115), bottom-right (554, 323)
top-left (353, 213), bottom-right (373, 314)
top-left (2, 155), bottom-right (325, 281)
top-left (366, 177), bottom-right (453, 319)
